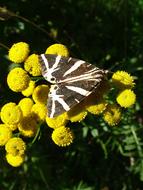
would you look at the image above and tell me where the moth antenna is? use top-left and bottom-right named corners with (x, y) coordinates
top-left (103, 70), bottom-right (113, 77)
top-left (104, 70), bottom-right (111, 74)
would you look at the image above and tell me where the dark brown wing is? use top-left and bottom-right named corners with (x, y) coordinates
top-left (39, 54), bottom-right (107, 118)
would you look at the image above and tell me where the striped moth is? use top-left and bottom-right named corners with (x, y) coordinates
top-left (39, 54), bottom-right (108, 118)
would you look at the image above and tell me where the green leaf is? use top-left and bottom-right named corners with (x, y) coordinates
top-left (91, 128), bottom-right (99, 137)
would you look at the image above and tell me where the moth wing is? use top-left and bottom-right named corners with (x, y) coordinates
top-left (47, 79), bottom-right (102, 118)
top-left (39, 54), bottom-right (70, 83)
top-left (39, 54), bottom-right (107, 117)
top-left (39, 54), bottom-right (102, 83)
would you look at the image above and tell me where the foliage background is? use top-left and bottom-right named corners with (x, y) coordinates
top-left (0, 0), bottom-right (143, 189)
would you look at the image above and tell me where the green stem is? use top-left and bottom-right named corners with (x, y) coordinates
top-left (38, 168), bottom-right (52, 190)
top-left (31, 122), bottom-right (42, 145)
top-left (0, 42), bottom-right (9, 50)
top-left (131, 126), bottom-right (142, 155)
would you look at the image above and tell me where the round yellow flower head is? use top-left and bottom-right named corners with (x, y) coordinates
top-left (103, 104), bottom-right (121, 126)
top-left (6, 154), bottom-right (25, 167)
top-left (116, 89), bottom-right (136, 108)
top-left (5, 137), bottom-right (26, 156)
top-left (46, 112), bottom-right (68, 129)
top-left (0, 124), bottom-right (12, 146)
top-left (112, 71), bottom-right (135, 89)
top-left (31, 103), bottom-right (47, 121)
top-left (18, 114), bottom-right (38, 137)
top-left (8, 42), bottom-right (30, 63)
top-left (45, 44), bottom-right (69, 57)
top-left (7, 68), bottom-right (30, 92)
top-left (67, 103), bottom-right (87, 122)
top-left (86, 98), bottom-right (107, 115)
top-left (18, 98), bottom-right (34, 116)
top-left (52, 126), bottom-right (74, 147)
top-left (1, 102), bottom-right (22, 125)
top-left (22, 80), bottom-right (35, 97)
top-left (24, 54), bottom-right (42, 76)
top-left (32, 84), bottom-right (49, 104)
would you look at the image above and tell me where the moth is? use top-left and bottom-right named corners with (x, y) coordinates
top-left (39, 54), bottom-right (108, 118)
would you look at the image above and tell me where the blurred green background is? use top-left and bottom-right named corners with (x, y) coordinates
top-left (0, 0), bottom-right (143, 189)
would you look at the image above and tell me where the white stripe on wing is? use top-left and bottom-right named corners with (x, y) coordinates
top-left (66, 85), bottom-right (90, 96)
top-left (49, 85), bottom-right (70, 118)
top-left (63, 60), bottom-right (85, 77)
top-left (41, 54), bottom-right (49, 69)
top-left (52, 55), bottom-right (61, 70)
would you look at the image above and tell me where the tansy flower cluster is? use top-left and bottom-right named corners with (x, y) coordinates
top-left (0, 41), bottom-right (136, 167)
top-left (112, 71), bottom-right (136, 108)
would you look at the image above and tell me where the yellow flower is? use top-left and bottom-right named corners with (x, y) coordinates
top-left (1, 102), bottom-right (22, 125)
top-left (86, 99), bottom-right (107, 115)
top-left (45, 44), bottom-right (69, 57)
top-left (22, 80), bottom-right (35, 97)
top-left (18, 98), bottom-right (34, 116)
top-left (24, 54), bottom-right (42, 76)
top-left (46, 112), bottom-right (68, 129)
top-left (112, 71), bottom-right (135, 89)
top-left (52, 126), bottom-right (74, 147)
top-left (6, 154), bottom-right (25, 167)
top-left (31, 103), bottom-right (47, 121)
top-left (103, 104), bottom-right (121, 126)
top-left (7, 68), bottom-right (30, 92)
top-left (116, 89), bottom-right (136, 108)
top-left (0, 124), bottom-right (12, 146)
top-left (8, 42), bottom-right (30, 63)
top-left (18, 114), bottom-right (38, 137)
top-left (8, 124), bottom-right (18, 131)
top-left (5, 137), bottom-right (26, 156)
top-left (67, 104), bottom-right (87, 122)
top-left (32, 84), bottom-right (49, 104)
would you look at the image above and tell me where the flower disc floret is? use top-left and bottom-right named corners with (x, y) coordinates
top-left (31, 103), bottom-right (47, 121)
top-left (7, 68), bottom-right (30, 92)
top-left (116, 89), bottom-right (136, 108)
top-left (22, 80), bottom-right (35, 97)
top-left (32, 84), bottom-right (49, 104)
top-left (46, 112), bottom-right (68, 129)
top-left (8, 124), bottom-right (18, 131)
top-left (45, 44), bottom-right (69, 57)
top-left (112, 71), bottom-right (135, 89)
top-left (24, 54), bottom-right (42, 76)
top-left (67, 104), bottom-right (87, 122)
top-left (103, 104), bottom-right (121, 126)
top-left (52, 126), bottom-right (74, 147)
top-left (18, 114), bottom-right (38, 137)
top-left (0, 124), bottom-right (12, 146)
top-left (1, 102), bottom-right (22, 125)
top-left (8, 42), bottom-right (30, 63)
top-left (86, 99), bottom-right (107, 115)
top-left (18, 98), bottom-right (34, 116)
top-left (5, 137), bottom-right (26, 156)
top-left (6, 154), bottom-right (25, 167)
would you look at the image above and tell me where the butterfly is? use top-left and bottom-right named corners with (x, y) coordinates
top-left (38, 54), bottom-right (108, 118)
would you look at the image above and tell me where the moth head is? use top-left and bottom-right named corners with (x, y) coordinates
top-left (49, 76), bottom-right (56, 83)
top-left (43, 73), bottom-right (56, 84)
